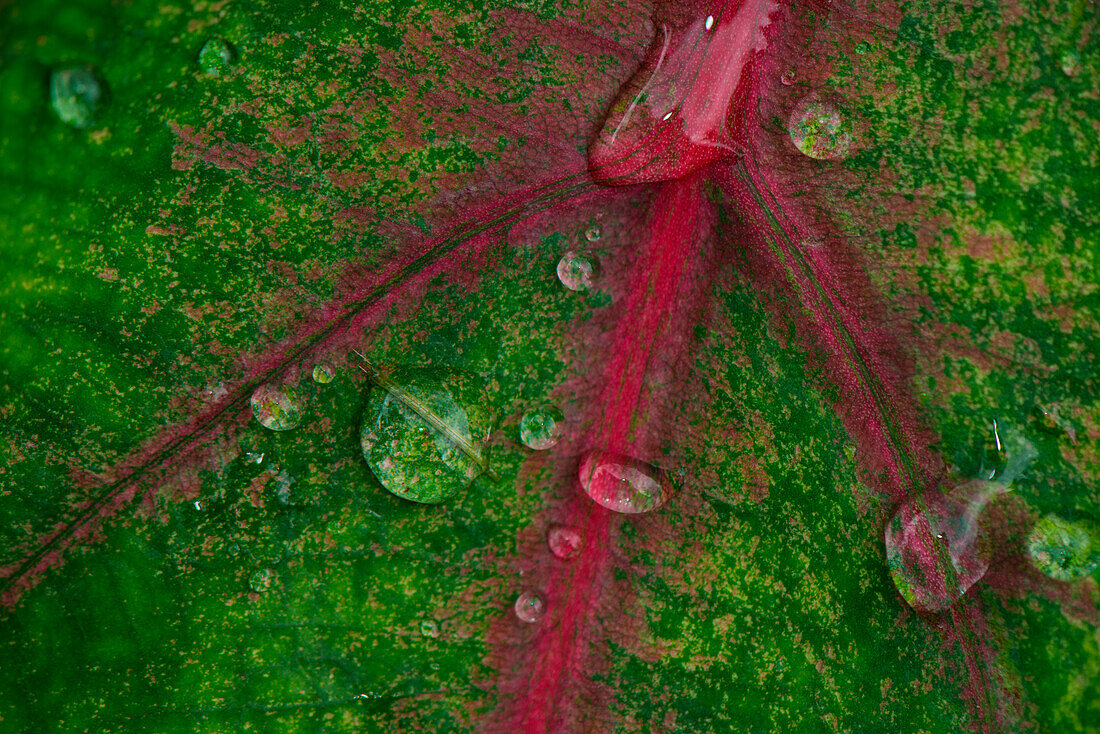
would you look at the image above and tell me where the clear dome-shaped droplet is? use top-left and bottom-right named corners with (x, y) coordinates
top-left (1027, 515), bottom-right (1097, 581)
top-left (50, 67), bottom-right (102, 129)
top-left (519, 406), bottom-right (565, 450)
top-left (548, 525), bottom-right (583, 560)
top-left (312, 363), bottom-right (336, 384)
top-left (360, 371), bottom-right (494, 504)
top-left (249, 568), bottom-right (275, 593)
top-left (789, 96), bottom-right (852, 160)
top-left (1060, 50), bottom-right (1082, 77)
top-left (578, 450), bottom-right (670, 514)
top-left (251, 384), bottom-right (302, 431)
top-left (884, 480), bottom-right (1008, 613)
top-left (419, 620), bottom-right (440, 638)
top-left (514, 591), bottom-right (545, 623)
top-left (199, 37), bottom-right (236, 76)
top-left (585, 223), bottom-right (602, 242)
top-left (244, 451), bottom-right (264, 464)
top-left (780, 70), bottom-right (796, 86)
top-left (556, 251), bottom-right (598, 292)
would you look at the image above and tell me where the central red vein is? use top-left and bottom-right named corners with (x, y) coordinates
top-left (513, 177), bottom-right (704, 733)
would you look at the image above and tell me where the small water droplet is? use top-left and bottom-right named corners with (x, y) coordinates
top-left (249, 568), bottom-right (276, 593)
top-left (199, 37), bottom-right (236, 76)
top-left (800, 236), bottom-right (824, 250)
top-left (1060, 50), bottom-right (1082, 78)
top-left (556, 251), bottom-right (598, 292)
top-left (579, 450), bottom-right (670, 514)
top-left (548, 525), bottom-right (583, 560)
top-left (780, 70), bottom-right (796, 86)
top-left (705, 15), bottom-right (714, 30)
top-left (854, 41), bottom-right (872, 55)
top-left (227, 543), bottom-right (241, 556)
top-left (193, 500), bottom-right (204, 512)
top-left (514, 591), bottom-right (545, 623)
top-left (360, 370), bottom-right (494, 504)
top-left (884, 480), bottom-right (1007, 612)
top-left (585, 223), bottom-right (602, 242)
top-left (1027, 515), bottom-right (1097, 581)
top-left (429, 662), bottom-right (440, 670)
top-left (50, 67), bottom-right (102, 129)
top-left (245, 451), bottom-right (265, 464)
top-left (789, 96), bottom-right (852, 160)
top-left (420, 620), bottom-right (440, 638)
top-left (251, 384), bottom-right (302, 431)
top-left (519, 406), bottom-right (565, 450)
top-left (312, 363), bottom-right (336, 384)
top-left (271, 470), bottom-right (295, 504)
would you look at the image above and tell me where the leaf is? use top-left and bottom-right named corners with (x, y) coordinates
top-left (1, 0), bottom-right (1098, 731)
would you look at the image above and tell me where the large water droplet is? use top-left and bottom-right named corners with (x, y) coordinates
top-left (578, 450), bottom-right (670, 514)
top-left (251, 384), bottom-right (303, 431)
top-left (556, 251), bottom-right (598, 292)
top-left (419, 619), bottom-right (440, 638)
top-left (884, 480), bottom-right (1007, 612)
top-left (50, 67), bottom-right (102, 129)
top-left (312, 363), bottom-right (336, 384)
top-left (514, 591), bottom-right (545, 623)
top-left (1027, 515), bottom-right (1097, 581)
top-left (360, 371), bottom-right (494, 504)
top-left (548, 525), bottom-right (583, 560)
top-left (789, 96), bottom-right (852, 160)
top-left (249, 568), bottom-right (276, 593)
top-left (519, 406), bottom-right (565, 450)
top-left (199, 37), bottom-right (236, 76)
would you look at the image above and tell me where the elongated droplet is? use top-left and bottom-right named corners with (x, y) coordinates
top-left (1027, 515), bottom-right (1097, 581)
top-left (199, 37), bottom-right (236, 76)
top-left (514, 591), bottom-right (545, 623)
top-left (50, 67), bottom-right (102, 129)
top-left (360, 370), bottom-right (493, 504)
top-left (789, 96), bottom-right (851, 160)
top-left (251, 384), bottom-right (302, 431)
top-left (557, 251), bottom-right (598, 291)
top-left (579, 450), bottom-right (670, 514)
top-left (548, 525), bottom-right (583, 560)
top-left (419, 620), bottom-right (440, 638)
top-left (312, 363), bottom-right (335, 384)
top-left (884, 480), bottom-right (1007, 612)
top-left (249, 568), bottom-right (275, 593)
top-left (519, 406), bottom-right (565, 450)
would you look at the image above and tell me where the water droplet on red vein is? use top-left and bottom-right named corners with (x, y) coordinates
top-left (884, 480), bottom-right (1009, 613)
top-left (587, 0), bottom-right (777, 185)
top-left (579, 450), bottom-right (671, 514)
top-left (514, 591), bottom-right (546, 623)
top-left (547, 525), bottom-right (583, 560)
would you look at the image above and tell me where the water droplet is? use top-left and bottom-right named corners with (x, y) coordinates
top-left (419, 620), bottom-right (440, 638)
top-left (227, 543), bottom-right (241, 556)
top-left (312, 363), bottom-right (335, 384)
top-left (548, 525), bottom-right (583, 560)
top-left (244, 451), bottom-right (265, 464)
top-left (704, 15), bottom-right (714, 30)
top-left (519, 406), bottom-right (565, 450)
top-left (251, 384), bottom-right (303, 431)
top-left (514, 591), bottom-right (545, 623)
top-left (199, 37), bottom-right (236, 76)
top-left (780, 70), bottom-right (796, 86)
top-left (884, 480), bottom-right (1008, 612)
top-left (1027, 515), bottom-right (1097, 581)
top-left (50, 67), bottom-right (102, 129)
top-left (193, 500), bottom-right (204, 512)
top-left (556, 251), bottom-right (598, 292)
top-left (800, 236), bottom-right (824, 250)
top-left (249, 568), bottom-right (276, 593)
top-left (585, 223), bottom-right (602, 242)
top-left (271, 470), bottom-right (295, 504)
top-left (854, 41), bottom-right (872, 55)
top-left (980, 419), bottom-right (1037, 484)
top-left (578, 450), bottom-right (670, 514)
top-left (360, 371), bottom-right (494, 504)
top-left (1060, 50), bottom-right (1082, 77)
top-left (789, 96), bottom-right (852, 160)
